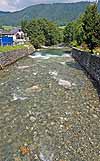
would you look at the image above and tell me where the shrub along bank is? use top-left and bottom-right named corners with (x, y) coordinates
top-left (64, 4), bottom-right (100, 54)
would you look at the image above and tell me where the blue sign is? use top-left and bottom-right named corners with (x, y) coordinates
top-left (0, 36), bottom-right (13, 46)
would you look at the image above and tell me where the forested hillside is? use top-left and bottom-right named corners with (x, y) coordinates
top-left (0, 2), bottom-right (100, 26)
top-left (0, 11), bottom-right (10, 17)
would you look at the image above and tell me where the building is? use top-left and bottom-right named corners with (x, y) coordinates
top-left (0, 28), bottom-right (26, 46)
top-left (10, 28), bottom-right (26, 45)
top-left (0, 30), bottom-right (13, 46)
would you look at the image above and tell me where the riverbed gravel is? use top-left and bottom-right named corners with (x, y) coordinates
top-left (0, 49), bottom-right (100, 161)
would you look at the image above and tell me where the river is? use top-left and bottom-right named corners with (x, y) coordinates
top-left (0, 49), bottom-right (100, 161)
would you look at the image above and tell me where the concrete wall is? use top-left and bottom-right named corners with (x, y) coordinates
top-left (0, 46), bottom-right (35, 69)
top-left (72, 48), bottom-right (100, 85)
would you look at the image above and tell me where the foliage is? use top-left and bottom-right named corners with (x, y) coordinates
top-left (63, 16), bottom-right (84, 46)
top-left (73, 16), bottom-right (85, 45)
top-left (22, 19), bottom-right (63, 48)
top-left (64, 3), bottom-right (100, 52)
top-left (3, 25), bottom-right (15, 31)
top-left (63, 22), bottom-right (74, 44)
top-left (0, 25), bottom-right (4, 30)
top-left (82, 4), bottom-right (100, 52)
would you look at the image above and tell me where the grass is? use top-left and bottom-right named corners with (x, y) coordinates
top-left (94, 47), bottom-right (100, 55)
top-left (0, 45), bottom-right (26, 53)
top-left (75, 44), bottom-right (100, 55)
top-left (2, 25), bottom-right (15, 31)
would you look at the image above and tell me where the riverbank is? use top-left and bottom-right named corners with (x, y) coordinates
top-left (75, 45), bottom-right (100, 55)
top-left (72, 47), bottom-right (100, 86)
top-left (0, 45), bottom-right (35, 69)
top-left (0, 45), bottom-right (26, 53)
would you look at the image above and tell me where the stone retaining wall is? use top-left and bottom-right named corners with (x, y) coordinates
top-left (0, 46), bottom-right (34, 69)
top-left (72, 48), bottom-right (100, 85)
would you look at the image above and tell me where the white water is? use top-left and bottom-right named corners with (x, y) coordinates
top-left (28, 51), bottom-right (71, 59)
top-left (12, 93), bottom-right (27, 101)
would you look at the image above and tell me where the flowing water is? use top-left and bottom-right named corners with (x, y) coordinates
top-left (0, 49), bottom-right (100, 161)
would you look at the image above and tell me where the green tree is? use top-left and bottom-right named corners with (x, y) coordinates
top-left (82, 4), bottom-right (100, 53)
top-left (64, 15), bottom-right (85, 46)
top-left (94, 13), bottom-right (100, 46)
top-left (21, 20), bottom-right (29, 33)
top-left (38, 19), bottom-right (63, 45)
top-left (27, 19), bottom-right (46, 48)
top-left (21, 18), bottom-right (63, 48)
top-left (63, 22), bottom-right (74, 44)
top-left (0, 25), bottom-right (4, 30)
top-left (74, 16), bottom-right (85, 46)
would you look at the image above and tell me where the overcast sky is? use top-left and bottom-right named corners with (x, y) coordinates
top-left (0, 0), bottom-right (95, 11)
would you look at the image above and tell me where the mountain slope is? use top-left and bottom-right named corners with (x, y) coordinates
top-left (0, 11), bottom-right (10, 17)
top-left (0, 2), bottom-right (100, 26)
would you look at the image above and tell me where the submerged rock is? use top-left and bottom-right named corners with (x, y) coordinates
top-left (17, 66), bottom-right (30, 69)
top-left (30, 116), bottom-right (36, 122)
top-left (58, 79), bottom-right (72, 89)
top-left (25, 85), bottom-right (41, 93)
top-left (49, 71), bottom-right (58, 77)
top-left (39, 152), bottom-right (54, 161)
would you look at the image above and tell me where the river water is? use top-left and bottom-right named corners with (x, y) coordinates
top-left (0, 49), bottom-right (100, 161)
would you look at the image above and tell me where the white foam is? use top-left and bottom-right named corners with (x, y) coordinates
top-left (60, 62), bottom-right (66, 65)
top-left (29, 55), bottom-right (50, 59)
top-left (46, 54), bottom-right (59, 58)
top-left (33, 72), bottom-right (38, 76)
top-left (61, 54), bottom-right (71, 58)
top-left (28, 52), bottom-right (71, 59)
top-left (39, 152), bottom-right (54, 161)
top-left (12, 93), bottom-right (27, 101)
top-left (29, 52), bottom-right (43, 58)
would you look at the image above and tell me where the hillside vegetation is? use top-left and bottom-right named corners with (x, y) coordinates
top-left (64, 4), bottom-right (100, 53)
top-left (0, 2), bottom-right (100, 26)
top-left (22, 19), bottom-right (63, 48)
top-left (21, 3), bottom-right (100, 53)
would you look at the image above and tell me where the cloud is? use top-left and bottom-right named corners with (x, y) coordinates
top-left (0, 0), bottom-right (17, 11)
top-left (0, 0), bottom-right (92, 11)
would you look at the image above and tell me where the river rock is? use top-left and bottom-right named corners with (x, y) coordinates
top-left (17, 66), bottom-right (30, 69)
top-left (58, 79), bottom-right (72, 89)
top-left (49, 71), bottom-right (58, 76)
top-left (25, 85), bottom-right (41, 93)
top-left (30, 116), bottom-right (36, 122)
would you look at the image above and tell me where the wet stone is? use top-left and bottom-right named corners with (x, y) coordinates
top-left (30, 116), bottom-right (36, 122)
